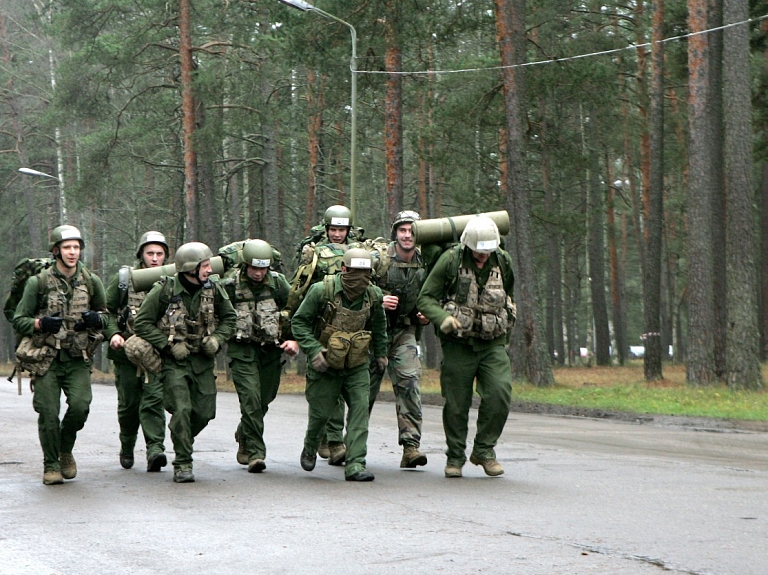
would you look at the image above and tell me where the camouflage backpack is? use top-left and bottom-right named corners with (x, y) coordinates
top-left (3, 257), bottom-right (55, 323)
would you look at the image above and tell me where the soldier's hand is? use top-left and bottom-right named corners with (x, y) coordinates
top-left (311, 351), bottom-right (329, 372)
top-left (382, 294), bottom-right (399, 311)
top-left (440, 316), bottom-right (460, 334)
top-left (75, 310), bottom-right (102, 331)
top-left (280, 340), bottom-right (299, 357)
top-left (40, 315), bottom-right (63, 334)
top-left (170, 341), bottom-right (190, 361)
top-left (110, 334), bottom-right (126, 350)
top-left (416, 312), bottom-right (429, 325)
top-left (376, 357), bottom-right (389, 373)
top-left (201, 336), bottom-right (220, 357)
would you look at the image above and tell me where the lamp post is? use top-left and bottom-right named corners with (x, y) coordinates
top-left (277, 0), bottom-right (358, 223)
top-left (18, 167), bottom-right (67, 222)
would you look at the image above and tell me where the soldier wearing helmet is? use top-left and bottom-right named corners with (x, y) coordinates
top-left (288, 204), bottom-right (363, 464)
top-left (13, 225), bottom-right (108, 485)
top-left (291, 248), bottom-right (387, 482)
top-left (103, 231), bottom-right (171, 473)
top-left (417, 214), bottom-right (516, 479)
top-left (133, 241), bottom-right (236, 484)
top-left (361, 209), bottom-right (444, 469)
top-left (223, 239), bottom-right (299, 473)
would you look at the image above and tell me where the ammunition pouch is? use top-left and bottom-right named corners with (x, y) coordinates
top-left (325, 330), bottom-right (372, 370)
top-left (15, 335), bottom-right (57, 377)
top-left (124, 335), bottom-right (162, 374)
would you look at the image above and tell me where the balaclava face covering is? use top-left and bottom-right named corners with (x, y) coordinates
top-left (341, 268), bottom-right (371, 301)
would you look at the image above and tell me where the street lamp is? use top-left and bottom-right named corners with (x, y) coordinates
top-left (277, 0), bottom-right (358, 223)
top-left (18, 167), bottom-right (67, 222)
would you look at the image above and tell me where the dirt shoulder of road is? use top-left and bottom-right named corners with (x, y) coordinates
top-left (80, 371), bottom-right (768, 435)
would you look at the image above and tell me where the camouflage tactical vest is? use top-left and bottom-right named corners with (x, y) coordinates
top-left (378, 243), bottom-right (426, 328)
top-left (232, 269), bottom-right (280, 345)
top-left (156, 277), bottom-right (217, 353)
top-left (39, 267), bottom-right (104, 359)
top-left (442, 263), bottom-right (512, 340)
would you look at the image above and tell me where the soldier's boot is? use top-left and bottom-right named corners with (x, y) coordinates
top-left (120, 452), bottom-right (134, 469)
top-left (60, 453), bottom-right (77, 480)
top-left (147, 452), bottom-right (167, 472)
top-left (43, 469), bottom-right (64, 485)
top-left (235, 430), bottom-right (248, 466)
top-left (328, 442), bottom-right (346, 466)
top-left (248, 458), bottom-right (266, 473)
top-left (317, 436), bottom-right (330, 459)
top-left (300, 449), bottom-right (317, 472)
top-left (400, 445), bottom-right (428, 469)
top-left (173, 467), bottom-right (195, 483)
top-left (469, 454), bottom-right (504, 477)
top-left (444, 464), bottom-right (463, 478)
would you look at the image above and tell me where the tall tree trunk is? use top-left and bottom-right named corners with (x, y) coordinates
top-left (305, 70), bottom-right (323, 235)
top-left (260, 5), bottom-right (279, 247)
top-left (645, 0), bottom-right (665, 380)
top-left (686, 0), bottom-right (717, 385)
top-left (723, 0), bottom-right (762, 389)
top-left (587, 150), bottom-right (611, 366)
top-left (384, 0), bottom-right (403, 223)
top-left (607, 167), bottom-right (627, 365)
top-left (709, 0), bottom-right (726, 378)
top-left (179, 0), bottom-right (198, 240)
top-left (494, 0), bottom-right (553, 386)
top-left (761, 164), bottom-right (768, 359)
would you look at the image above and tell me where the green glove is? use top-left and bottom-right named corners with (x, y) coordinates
top-left (202, 336), bottom-right (220, 357)
top-left (170, 341), bottom-right (190, 361)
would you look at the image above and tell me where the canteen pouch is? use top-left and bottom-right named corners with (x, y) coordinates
top-left (346, 331), bottom-right (372, 368)
top-left (326, 332), bottom-right (351, 370)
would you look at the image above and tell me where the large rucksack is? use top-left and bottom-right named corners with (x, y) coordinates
top-left (3, 257), bottom-right (55, 322)
top-left (218, 240), bottom-right (283, 273)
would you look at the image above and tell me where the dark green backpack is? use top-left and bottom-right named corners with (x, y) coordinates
top-left (3, 258), bottom-right (55, 322)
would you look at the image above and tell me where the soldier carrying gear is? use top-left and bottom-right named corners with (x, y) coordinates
top-left (134, 241), bottom-right (236, 484)
top-left (390, 210), bottom-right (421, 240)
top-left (223, 238), bottom-right (299, 473)
top-left (417, 213), bottom-right (515, 479)
top-left (291, 246), bottom-right (387, 482)
top-left (13, 224), bottom-right (108, 486)
top-left (324, 204), bottom-right (352, 230)
top-left (104, 230), bottom-right (171, 473)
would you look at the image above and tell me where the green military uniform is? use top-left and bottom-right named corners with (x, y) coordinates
top-left (368, 242), bottom-right (439, 449)
top-left (292, 274), bottom-right (387, 479)
top-left (13, 261), bottom-right (107, 477)
top-left (104, 270), bottom-right (166, 467)
top-left (133, 273), bottom-right (235, 476)
top-left (224, 265), bottom-right (292, 467)
top-left (417, 243), bottom-right (515, 473)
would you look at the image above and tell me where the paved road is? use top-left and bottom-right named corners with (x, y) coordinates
top-left (1, 379), bottom-right (766, 575)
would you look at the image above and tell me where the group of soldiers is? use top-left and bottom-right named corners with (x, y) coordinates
top-left (12, 206), bottom-right (517, 485)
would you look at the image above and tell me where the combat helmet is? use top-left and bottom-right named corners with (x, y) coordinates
top-left (49, 225), bottom-right (84, 251)
top-left (460, 215), bottom-right (500, 254)
top-left (342, 248), bottom-right (373, 270)
top-left (174, 242), bottom-right (213, 273)
top-left (242, 239), bottom-right (273, 268)
top-left (390, 210), bottom-right (420, 240)
top-left (136, 231), bottom-right (169, 259)
top-left (324, 205), bottom-right (352, 228)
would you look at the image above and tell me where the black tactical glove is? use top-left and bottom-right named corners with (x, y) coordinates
top-left (75, 310), bottom-right (102, 331)
top-left (40, 315), bottom-right (63, 334)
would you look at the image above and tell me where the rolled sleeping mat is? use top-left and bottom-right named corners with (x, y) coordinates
top-left (411, 210), bottom-right (510, 245)
top-left (131, 256), bottom-right (225, 292)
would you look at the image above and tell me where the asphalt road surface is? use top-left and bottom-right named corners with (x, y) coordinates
top-left (1, 379), bottom-right (766, 575)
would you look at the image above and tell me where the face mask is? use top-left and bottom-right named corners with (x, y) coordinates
top-left (341, 268), bottom-right (371, 300)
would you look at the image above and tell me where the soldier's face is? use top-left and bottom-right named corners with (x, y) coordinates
top-left (470, 250), bottom-right (490, 265)
top-left (197, 259), bottom-right (213, 283)
top-left (142, 244), bottom-right (166, 268)
top-left (246, 265), bottom-right (269, 283)
top-left (396, 223), bottom-right (415, 252)
top-left (327, 226), bottom-right (349, 244)
top-left (56, 240), bottom-right (81, 269)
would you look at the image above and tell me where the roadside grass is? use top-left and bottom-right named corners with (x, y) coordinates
top-left (265, 361), bottom-right (768, 421)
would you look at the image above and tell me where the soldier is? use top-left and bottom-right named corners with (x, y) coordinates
top-left (291, 249), bottom-right (387, 482)
top-left (368, 210), bottom-right (438, 469)
top-left (289, 204), bottom-right (358, 465)
top-left (225, 239), bottom-right (299, 473)
top-left (417, 215), bottom-right (516, 478)
top-left (13, 225), bottom-right (107, 485)
top-left (133, 242), bottom-right (236, 483)
top-left (104, 231), bottom-right (170, 472)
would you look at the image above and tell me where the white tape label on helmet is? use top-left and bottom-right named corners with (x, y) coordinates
top-left (330, 217), bottom-right (350, 226)
top-left (145, 232), bottom-right (165, 243)
top-left (476, 240), bottom-right (498, 251)
top-left (251, 258), bottom-right (271, 268)
top-left (61, 229), bottom-right (79, 240)
top-left (349, 258), bottom-right (372, 269)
